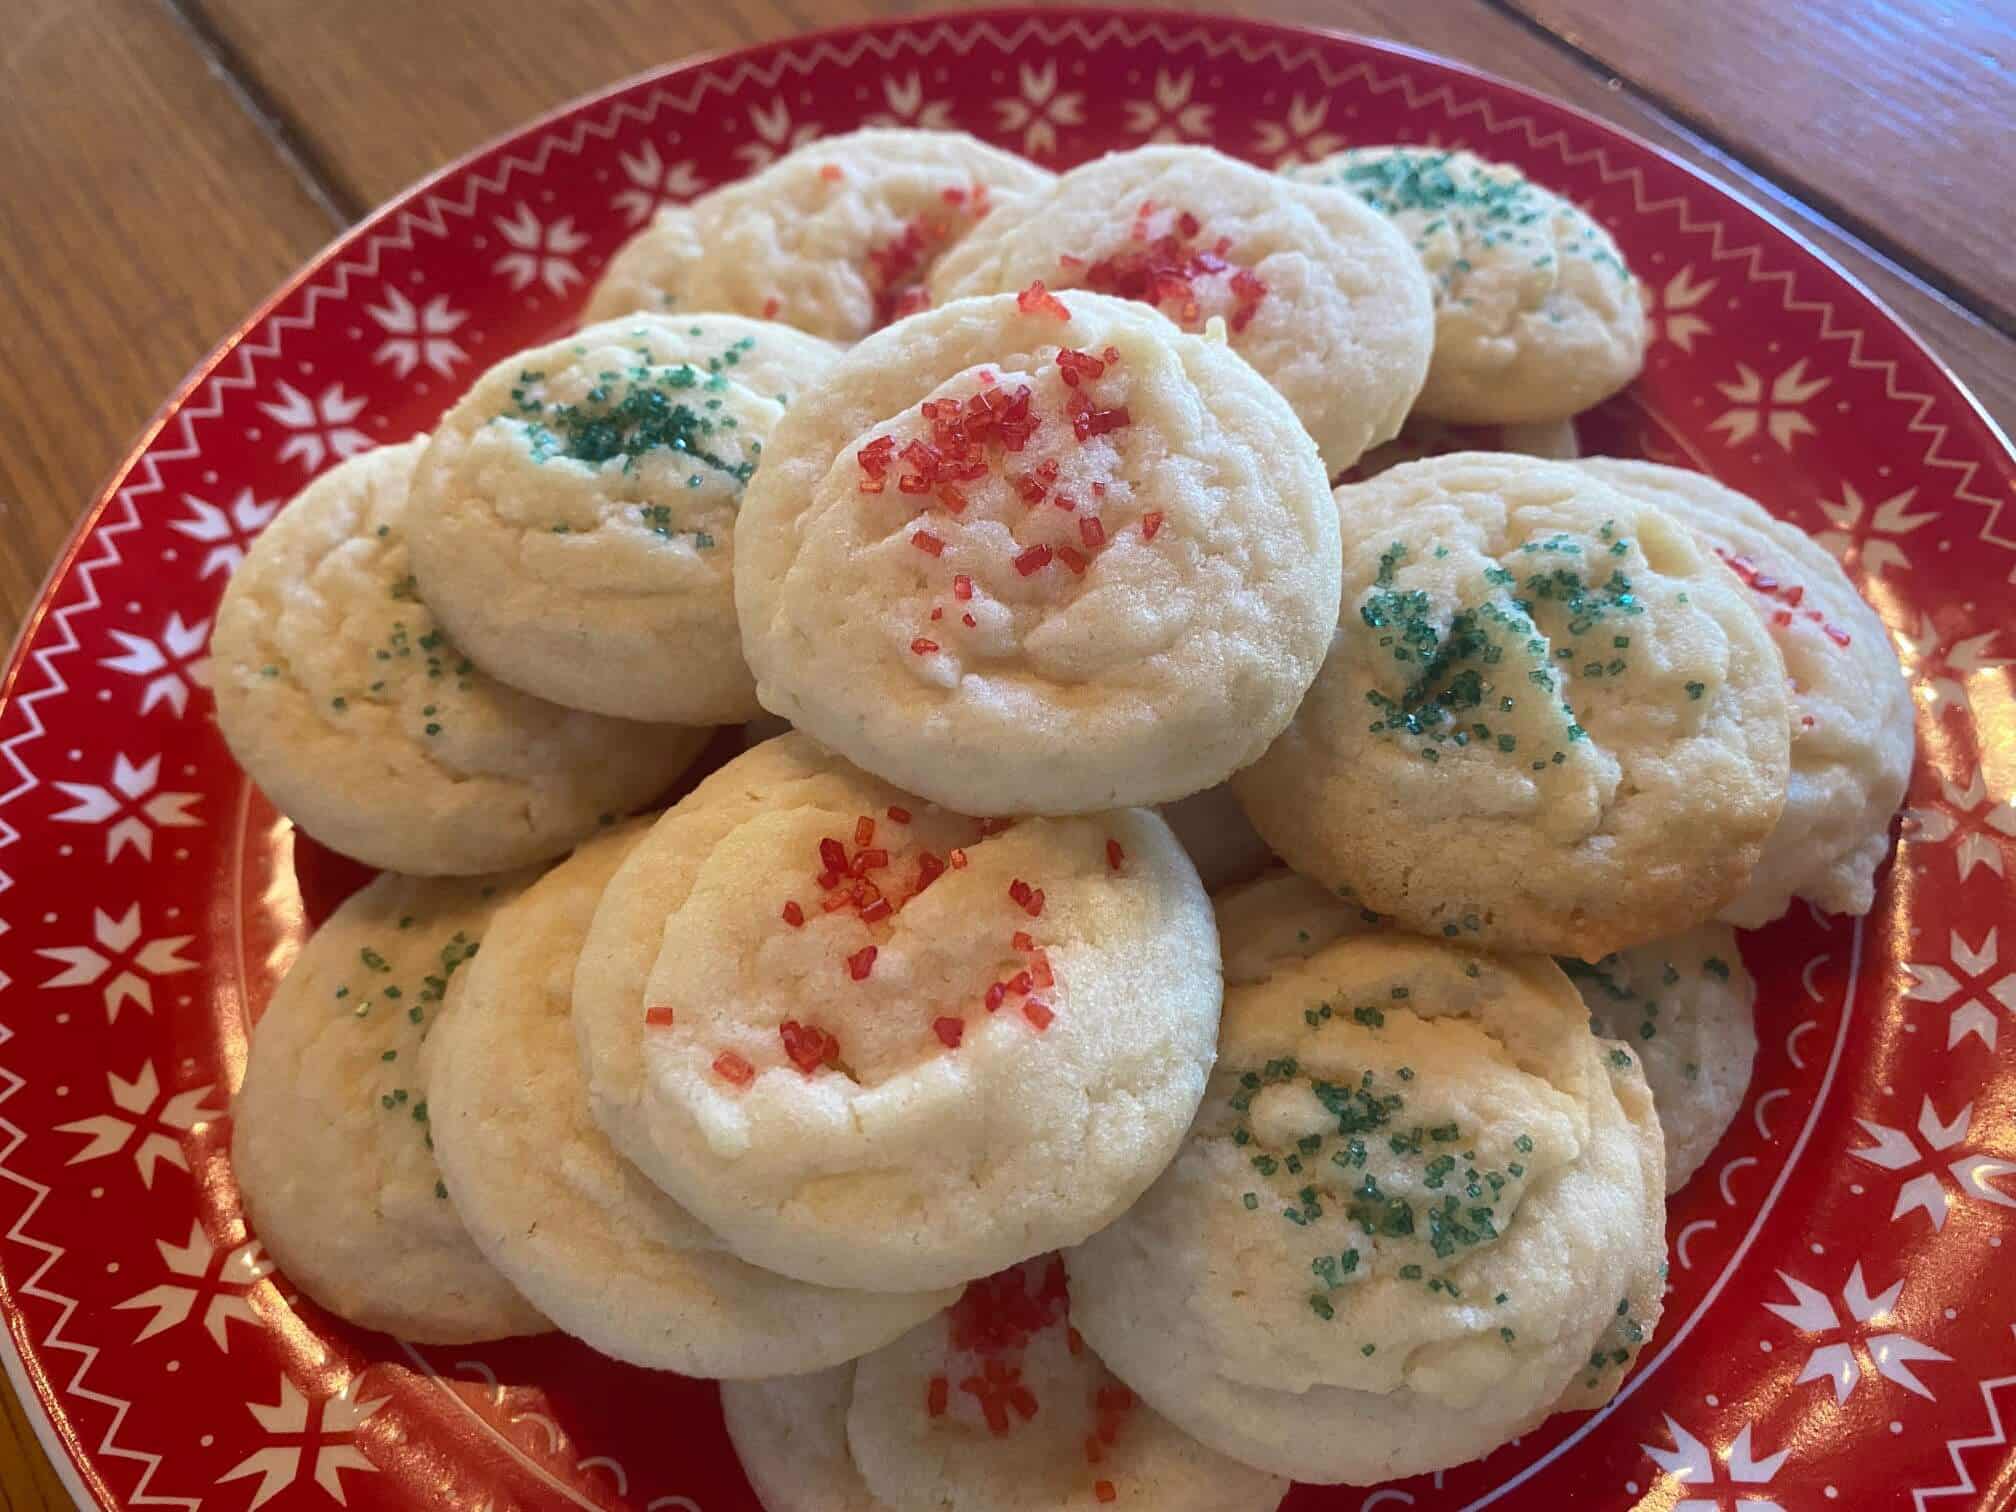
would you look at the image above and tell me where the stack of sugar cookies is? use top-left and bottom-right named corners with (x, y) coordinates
top-left (211, 125), bottom-right (1914, 1507)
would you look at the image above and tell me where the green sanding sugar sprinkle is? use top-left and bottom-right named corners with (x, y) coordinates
top-left (1361, 1344), bottom-right (1377, 1357)
top-left (380, 1049), bottom-right (397, 1062)
top-left (1704, 957), bottom-right (1732, 980)
top-left (1514, 1134), bottom-right (1534, 1152)
top-left (360, 948), bottom-right (389, 972)
top-left (1310, 1294), bottom-right (1335, 1320)
top-left (435, 1181), bottom-right (448, 1200)
top-left (1686, 681), bottom-right (1706, 700)
top-left (1353, 1005), bottom-right (1385, 1028)
top-left (511, 363), bottom-right (754, 482)
top-left (1243, 1192), bottom-right (1259, 1210)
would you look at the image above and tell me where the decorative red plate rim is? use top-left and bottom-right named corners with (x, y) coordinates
top-left (2, 9), bottom-right (2013, 1509)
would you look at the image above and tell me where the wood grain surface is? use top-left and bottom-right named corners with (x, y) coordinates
top-left (1505, 0), bottom-right (2016, 325)
top-left (0, 0), bottom-right (340, 652)
top-left (2, 2), bottom-right (2014, 1503)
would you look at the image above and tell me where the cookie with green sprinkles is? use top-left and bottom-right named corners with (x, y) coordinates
top-left (1232, 451), bottom-right (1792, 960)
top-left (1064, 925), bottom-right (1665, 1485)
top-left (582, 127), bottom-right (1054, 340)
top-left (1562, 922), bottom-right (1758, 1192)
top-left (230, 868), bottom-right (546, 1343)
top-left (1576, 459), bottom-right (1914, 927)
top-left (408, 313), bottom-right (838, 724)
top-left (211, 441), bottom-right (708, 875)
top-left (723, 1258), bottom-right (1286, 1511)
top-left (1288, 146), bottom-right (1645, 425)
top-left (427, 820), bottom-right (955, 1375)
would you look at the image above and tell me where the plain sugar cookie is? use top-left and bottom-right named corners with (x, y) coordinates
top-left (231, 869), bottom-right (546, 1343)
top-left (211, 441), bottom-right (706, 875)
top-left (735, 289), bottom-right (1340, 815)
top-left (723, 1258), bottom-right (1288, 1512)
top-left (1065, 927), bottom-right (1665, 1484)
top-left (929, 145), bottom-right (1434, 473)
top-left (408, 315), bottom-right (838, 723)
top-left (1563, 924), bottom-right (1757, 1192)
top-left (1233, 452), bottom-right (1790, 959)
top-left (1290, 146), bottom-right (1645, 424)
top-left (1576, 459), bottom-right (1913, 925)
top-left (582, 129), bottom-right (1055, 339)
top-left (572, 734), bottom-right (1222, 1294)
top-left (426, 821), bottom-right (956, 1375)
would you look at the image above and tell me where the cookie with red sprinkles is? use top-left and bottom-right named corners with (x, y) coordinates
top-left (407, 313), bottom-right (839, 725)
top-left (733, 289), bottom-right (1340, 815)
top-left (582, 128), bottom-right (1054, 340)
top-left (427, 821), bottom-right (955, 1376)
top-left (570, 734), bottom-right (1220, 1294)
top-left (1064, 924), bottom-right (1665, 1485)
top-left (231, 867), bottom-right (548, 1344)
top-left (929, 145), bottom-right (1434, 474)
top-left (721, 1258), bottom-right (1287, 1511)
top-left (1574, 459), bottom-right (1914, 926)
top-left (1232, 451), bottom-right (1793, 959)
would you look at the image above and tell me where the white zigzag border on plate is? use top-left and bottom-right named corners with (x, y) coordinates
top-left (0, 495), bottom-right (201, 1509)
top-left (1913, 1327), bottom-right (2016, 1510)
top-left (0, 13), bottom-right (2007, 1507)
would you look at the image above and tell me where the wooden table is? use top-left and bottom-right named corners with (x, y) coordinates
top-left (0, 0), bottom-right (2010, 1501)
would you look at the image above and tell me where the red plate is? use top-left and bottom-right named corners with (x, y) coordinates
top-left (3, 9), bottom-right (2013, 1509)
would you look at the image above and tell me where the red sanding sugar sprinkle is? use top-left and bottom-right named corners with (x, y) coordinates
top-left (927, 1376), bottom-right (950, 1417)
top-left (1083, 208), bottom-right (1270, 332)
top-left (1016, 279), bottom-right (1073, 320)
top-left (713, 1051), bottom-right (754, 1087)
top-left (888, 806), bottom-right (913, 824)
top-left (985, 981), bottom-right (1007, 1013)
top-left (1095, 1480), bottom-right (1117, 1503)
top-left (1014, 544), bottom-right (1054, 576)
top-left (1080, 515), bottom-right (1106, 549)
top-left (1023, 999), bottom-right (1055, 1030)
top-left (1008, 879), bottom-right (1034, 909)
top-left (1011, 930), bottom-right (1035, 953)
top-left (911, 530), bottom-right (946, 556)
top-left (1106, 838), bottom-right (1125, 871)
top-left (953, 573), bottom-right (974, 601)
top-left (781, 901), bottom-right (805, 928)
top-left (949, 847), bottom-right (969, 869)
top-left (949, 1258), bottom-right (1071, 1355)
top-left (911, 638), bottom-right (940, 656)
top-left (1031, 951), bottom-right (1054, 989)
top-left (644, 1004), bottom-right (676, 1027)
top-left (847, 945), bottom-right (878, 981)
top-left (860, 895), bottom-right (893, 924)
top-left (779, 1019), bottom-right (841, 1074)
top-left (855, 816), bottom-right (876, 847)
top-left (1141, 511), bottom-right (1164, 541)
top-left (820, 837), bottom-right (849, 875)
top-left (915, 851), bottom-right (949, 892)
top-left (1058, 546), bottom-right (1089, 576)
top-left (1067, 1326), bottom-right (1086, 1357)
top-left (933, 1016), bottom-right (965, 1049)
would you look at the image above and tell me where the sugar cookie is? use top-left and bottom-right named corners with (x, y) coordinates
top-left (1233, 452), bottom-right (1790, 958)
top-left (231, 869), bottom-right (546, 1343)
top-left (427, 822), bottom-right (955, 1375)
top-left (409, 315), bottom-right (838, 723)
top-left (1563, 924), bottom-right (1757, 1192)
top-left (722, 1259), bottom-right (1287, 1511)
top-left (583, 129), bottom-right (1054, 339)
top-left (1576, 459), bottom-right (1912, 924)
top-left (735, 289), bottom-right (1340, 814)
top-left (572, 734), bottom-right (1220, 1293)
top-left (1290, 146), bottom-right (1645, 424)
top-left (1066, 928), bottom-right (1664, 1483)
top-left (930, 145), bottom-right (1433, 472)
top-left (212, 441), bottom-right (705, 874)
